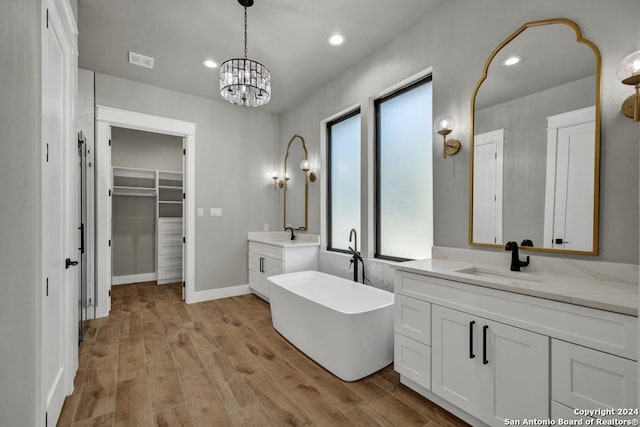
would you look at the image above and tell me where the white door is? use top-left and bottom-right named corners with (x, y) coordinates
top-left (95, 121), bottom-right (112, 317)
top-left (544, 107), bottom-right (595, 251)
top-left (472, 129), bottom-right (504, 244)
top-left (431, 305), bottom-right (484, 417)
top-left (482, 318), bottom-right (549, 425)
top-left (182, 139), bottom-right (186, 300)
top-left (42, 2), bottom-right (68, 422)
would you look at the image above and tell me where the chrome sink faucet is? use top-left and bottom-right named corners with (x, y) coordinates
top-left (505, 241), bottom-right (530, 272)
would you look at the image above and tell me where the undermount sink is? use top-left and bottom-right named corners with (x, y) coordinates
top-left (455, 267), bottom-right (547, 284)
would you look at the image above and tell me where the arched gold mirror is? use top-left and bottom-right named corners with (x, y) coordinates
top-left (282, 135), bottom-right (315, 230)
top-left (469, 18), bottom-right (601, 255)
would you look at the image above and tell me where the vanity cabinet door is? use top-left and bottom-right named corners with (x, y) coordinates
top-left (482, 316), bottom-right (549, 425)
top-left (432, 305), bottom-right (485, 417)
top-left (262, 257), bottom-right (283, 299)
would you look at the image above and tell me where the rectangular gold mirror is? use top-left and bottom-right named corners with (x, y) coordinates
top-left (469, 18), bottom-right (601, 255)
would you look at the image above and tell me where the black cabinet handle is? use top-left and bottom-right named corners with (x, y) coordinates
top-left (259, 257), bottom-right (264, 273)
top-left (483, 325), bottom-right (489, 365)
top-left (469, 321), bottom-right (476, 359)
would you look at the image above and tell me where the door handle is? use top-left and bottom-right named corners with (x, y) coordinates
top-left (482, 325), bottom-right (489, 365)
top-left (469, 321), bottom-right (476, 359)
top-left (79, 223), bottom-right (85, 254)
top-left (65, 258), bottom-right (79, 269)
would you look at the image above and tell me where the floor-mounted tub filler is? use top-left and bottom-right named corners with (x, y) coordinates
top-left (268, 271), bottom-right (394, 381)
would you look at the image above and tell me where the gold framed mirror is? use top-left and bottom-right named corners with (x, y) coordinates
top-left (469, 18), bottom-right (601, 255)
top-left (283, 134), bottom-right (312, 230)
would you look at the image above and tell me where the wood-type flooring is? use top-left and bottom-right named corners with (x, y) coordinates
top-left (57, 282), bottom-right (469, 426)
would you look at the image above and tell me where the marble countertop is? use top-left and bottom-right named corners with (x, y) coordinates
top-left (248, 231), bottom-right (320, 248)
top-left (394, 258), bottom-right (638, 316)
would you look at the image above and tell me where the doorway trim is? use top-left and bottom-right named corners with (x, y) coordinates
top-left (95, 106), bottom-right (196, 315)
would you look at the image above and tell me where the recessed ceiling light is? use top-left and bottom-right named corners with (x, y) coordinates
top-left (503, 56), bottom-right (521, 67)
top-left (202, 58), bottom-right (218, 69)
top-left (328, 33), bottom-right (345, 47)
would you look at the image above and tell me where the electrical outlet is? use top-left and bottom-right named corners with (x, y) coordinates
top-left (197, 208), bottom-right (204, 217)
top-left (263, 223), bottom-right (269, 231)
top-left (211, 208), bottom-right (222, 217)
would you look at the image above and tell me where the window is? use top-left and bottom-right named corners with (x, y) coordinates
top-left (327, 110), bottom-right (361, 252)
top-left (375, 77), bottom-right (433, 260)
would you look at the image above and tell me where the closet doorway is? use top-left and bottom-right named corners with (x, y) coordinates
top-left (111, 127), bottom-right (184, 289)
top-left (95, 107), bottom-right (195, 318)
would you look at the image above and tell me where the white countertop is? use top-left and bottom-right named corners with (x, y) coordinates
top-left (248, 231), bottom-right (320, 248)
top-left (394, 258), bottom-right (638, 316)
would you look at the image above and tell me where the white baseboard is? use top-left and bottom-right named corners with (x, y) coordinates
top-left (112, 272), bottom-right (157, 286)
top-left (187, 284), bottom-right (251, 304)
top-left (157, 278), bottom-right (181, 285)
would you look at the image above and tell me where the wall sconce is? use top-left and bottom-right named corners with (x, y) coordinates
top-left (270, 172), bottom-right (289, 189)
top-left (434, 114), bottom-right (462, 158)
top-left (617, 50), bottom-right (640, 122)
top-left (271, 171), bottom-right (281, 190)
top-left (300, 159), bottom-right (317, 182)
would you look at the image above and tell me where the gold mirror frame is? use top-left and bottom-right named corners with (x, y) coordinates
top-left (468, 18), bottom-right (602, 255)
top-left (283, 134), bottom-right (310, 231)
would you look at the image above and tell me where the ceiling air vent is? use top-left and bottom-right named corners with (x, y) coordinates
top-left (128, 51), bottom-right (154, 69)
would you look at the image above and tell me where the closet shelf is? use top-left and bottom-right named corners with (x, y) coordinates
top-left (113, 186), bottom-right (156, 197)
top-left (159, 201), bottom-right (183, 205)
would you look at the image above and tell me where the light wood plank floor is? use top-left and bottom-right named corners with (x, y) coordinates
top-left (58, 282), bottom-right (469, 427)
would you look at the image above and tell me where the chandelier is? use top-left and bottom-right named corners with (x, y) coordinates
top-left (220, 0), bottom-right (271, 107)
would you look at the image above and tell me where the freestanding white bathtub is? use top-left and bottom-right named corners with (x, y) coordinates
top-left (268, 271), bottom-right (394, 381)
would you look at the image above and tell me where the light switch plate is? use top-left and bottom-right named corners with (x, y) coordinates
top-left (197, 208), bottom-right (204, 217)
top-left (211, 208), bottom-right (222, 217)
top-left (263, 223), bottom-right (269, 231)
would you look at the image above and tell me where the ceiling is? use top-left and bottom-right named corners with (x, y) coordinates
top-left (475, 23), bottom-right (597, 109)
top-left (78, 0), bottom-right (445, 113)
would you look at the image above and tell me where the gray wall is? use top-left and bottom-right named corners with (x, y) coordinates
top-left (111, 127), bottom-right (182, 277)
top-left (0, 1), bottom-right (39, 425)
top-left (93, 73), bottom-right (281, 290)
top-left (111, 126), bottom-right (183, 171)
top-left (279, 0), bottom-right (640, 264)
top-left (475, 76), bottom-right (595, 245)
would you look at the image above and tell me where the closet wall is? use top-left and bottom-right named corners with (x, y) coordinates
top-left (111, 127), bottom-right (182, 282)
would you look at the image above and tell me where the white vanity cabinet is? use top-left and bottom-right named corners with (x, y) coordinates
top-left (248, 241), bottom-right (318, 301)
top-left (393, 268), bottom-right (638, 427)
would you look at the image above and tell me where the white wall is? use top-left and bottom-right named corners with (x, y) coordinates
top-left (0, 1), bottom-right (40, 425)
top-left (279, 0), bottom-right (640, 284)
top-left (93, 73), bottom-right (281, 291)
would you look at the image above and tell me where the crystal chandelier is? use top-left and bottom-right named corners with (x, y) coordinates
top-left (220, 0), bottom-right (271, 107)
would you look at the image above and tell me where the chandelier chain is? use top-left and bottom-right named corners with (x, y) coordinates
top-left (243, 6), bottom-right (248, 59)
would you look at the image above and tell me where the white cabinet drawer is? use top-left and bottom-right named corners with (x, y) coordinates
top-left (249, 242), bottom-right (284, 261)
top-left (552, 339), bottom-right (637, 411)
top-left (394, 295), bottom-right (431, 345)
top-left (394, 333), bottom-right (431, 390)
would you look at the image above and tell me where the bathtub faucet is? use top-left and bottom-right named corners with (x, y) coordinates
top-left (348, 228), bottom-right (365, 284)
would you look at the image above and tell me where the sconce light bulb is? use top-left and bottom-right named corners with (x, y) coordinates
top-left (300, 159), bottom-right (310, 172)
top-left (434, 114), bottom-right (456, 136)
top-left (271, 171), bottom-right (278, 180)
top-left (617, 50), bottom-right (640, 85)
